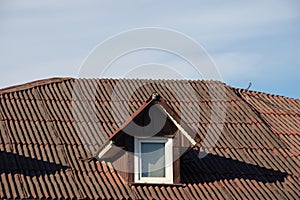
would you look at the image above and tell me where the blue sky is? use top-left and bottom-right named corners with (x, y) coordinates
top-left (0, 0), bottom-right (299, 99)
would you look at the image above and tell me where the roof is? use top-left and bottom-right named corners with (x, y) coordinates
top-left (0, 78), bottom-right (299, 199)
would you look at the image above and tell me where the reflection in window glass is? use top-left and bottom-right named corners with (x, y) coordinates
top-left (141, 143), bottom-right (165, 177)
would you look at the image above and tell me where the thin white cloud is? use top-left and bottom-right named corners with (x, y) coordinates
top-left (0, 58), bottom-right (81, 89)
top-left (0, 0), bottom-right (299, 98)
top-left (169, 1), bottom-right (300, 45)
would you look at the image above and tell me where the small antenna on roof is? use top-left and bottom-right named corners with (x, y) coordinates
top-left (246, 82), bottom-right (252, 90)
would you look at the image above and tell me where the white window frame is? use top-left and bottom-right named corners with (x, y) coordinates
top-left (134, 137), bottom-right (173, 184)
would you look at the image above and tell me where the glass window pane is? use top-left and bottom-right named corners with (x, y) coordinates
top-left (141, 142), bottom-right (165, 177)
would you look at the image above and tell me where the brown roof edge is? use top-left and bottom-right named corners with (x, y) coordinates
top-left (0, 77), bottom-right (74, 95)
top-left (96, 93), bottom-right (157, 159)
top-left (108, 93), bottom-right (158, 140)
top-left (108, 92), bottom-right (197, 143)
top-left (235, 87), bottom-right (300, 101)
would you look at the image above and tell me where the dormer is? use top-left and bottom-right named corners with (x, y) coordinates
top-left (97, 93), bottom-right (196, 184)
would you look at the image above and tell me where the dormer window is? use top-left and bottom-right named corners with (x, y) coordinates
top-left (134, 137), bottom-right (173, 184)
top-left (97, 94), bottom-right (196, 184)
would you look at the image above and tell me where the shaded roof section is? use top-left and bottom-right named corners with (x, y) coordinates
top-left (0, 78), bottom-right (299, 199)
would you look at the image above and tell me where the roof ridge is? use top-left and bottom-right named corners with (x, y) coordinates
top-left (235, 87), bottom-right (300, 101)
top-left (0, 77), bottom-right (74, 95)
top-left (0, 77), bottom-right (226, 95)
top-left (82, 77), bottom-right (226, 84)
top-left (1, 77), bottom-right (297, 101)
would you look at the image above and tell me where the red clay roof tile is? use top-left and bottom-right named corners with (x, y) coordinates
top-left (0, 78), bottom-right (299, 199)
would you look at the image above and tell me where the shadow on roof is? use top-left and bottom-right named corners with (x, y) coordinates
top-left (0, 151), bottom-right (69, 177)
top-left (181, 150), bottom-right (288, 184)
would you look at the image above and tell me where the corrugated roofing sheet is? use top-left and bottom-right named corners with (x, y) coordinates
top-left (0, 78), bottom-right (299, 199)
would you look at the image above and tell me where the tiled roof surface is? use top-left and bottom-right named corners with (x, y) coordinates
top-left (238, 89), bottom-right (300, 157)
top-left (0, 78), bottom-right (299, 199)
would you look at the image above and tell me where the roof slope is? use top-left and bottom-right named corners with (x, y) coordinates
top-left (238, 89), bottom-right (300, 157)
top-left (0, 78), bottom-right (299, 199)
